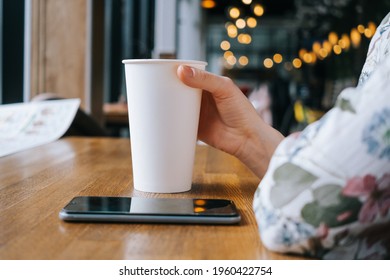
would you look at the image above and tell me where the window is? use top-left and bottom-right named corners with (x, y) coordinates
top-left (0, 0), bottom-right (25, 104)
top-left (103, 0), bottom-right (155, 103)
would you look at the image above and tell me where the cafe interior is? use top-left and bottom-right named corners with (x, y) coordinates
top-left (1, 0), bottom-right (390, 261)
top-left (2, 0), bottom-right (389, 136)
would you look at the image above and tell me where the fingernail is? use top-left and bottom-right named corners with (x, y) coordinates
top-left (180, 65), bottom-right (195, 78)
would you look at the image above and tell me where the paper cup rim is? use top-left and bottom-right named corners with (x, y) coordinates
top-left (122, 59), bottom-right (207, 66)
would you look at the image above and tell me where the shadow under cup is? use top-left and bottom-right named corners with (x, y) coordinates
top-left (122, 59), bottom-right (207, 193)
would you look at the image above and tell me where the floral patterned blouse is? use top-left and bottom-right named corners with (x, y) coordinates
top-left (253, 12), bottom-right (390, 260)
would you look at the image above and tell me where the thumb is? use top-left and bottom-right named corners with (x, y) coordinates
top-left (177, 65), bottom-right (239, 101)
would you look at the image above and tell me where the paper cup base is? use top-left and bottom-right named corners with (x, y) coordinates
top-left (133, 185), bottom-right (192, 193)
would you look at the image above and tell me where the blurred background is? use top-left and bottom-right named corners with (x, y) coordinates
top-left (1, 0), bottom-right (390, 136)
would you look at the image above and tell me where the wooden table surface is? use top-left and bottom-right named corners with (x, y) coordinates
top-left (0, 137), bottom-right (305, 260)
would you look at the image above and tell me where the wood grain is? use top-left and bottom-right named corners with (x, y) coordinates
top-left (0, 137), bottom-right (306, 260)
top-left (29, 0), bottom-right (87, 108)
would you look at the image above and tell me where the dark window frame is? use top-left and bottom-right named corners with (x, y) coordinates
top-left (103, 0), bottom-right (155, 103)
top-left (0, 0), bottom-right (25, 104)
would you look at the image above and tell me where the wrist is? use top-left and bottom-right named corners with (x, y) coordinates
top-left (237, 121), bottom-right (284, 178)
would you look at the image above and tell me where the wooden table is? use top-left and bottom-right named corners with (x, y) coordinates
top-left (0, 137), bottom-right (305, 260)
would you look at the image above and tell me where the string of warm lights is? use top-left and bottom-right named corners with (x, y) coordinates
top-left (221, 1), bottom-right (264, 69)
top-left (202, 0), bottom-right (378, 71)
top-left (290, 22), bottom-right (377, 70)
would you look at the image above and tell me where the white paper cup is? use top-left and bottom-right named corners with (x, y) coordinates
top-left (122, 59), bottom-right (207, 193)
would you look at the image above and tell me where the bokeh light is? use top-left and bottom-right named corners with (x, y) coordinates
top-left (263, 58), bottom-right (273, 68)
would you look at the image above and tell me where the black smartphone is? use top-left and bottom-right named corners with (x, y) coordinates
top-left (59, 196), bottom-right (241, 224)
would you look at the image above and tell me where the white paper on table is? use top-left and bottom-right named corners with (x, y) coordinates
top-left (0, 99), bottom-right (80, 157)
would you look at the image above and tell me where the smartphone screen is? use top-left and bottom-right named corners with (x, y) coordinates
top-left (59, 196), bottom-right (241, 224)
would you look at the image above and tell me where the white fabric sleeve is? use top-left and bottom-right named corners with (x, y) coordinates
top-left (253, 45), bottom-right (390, 259)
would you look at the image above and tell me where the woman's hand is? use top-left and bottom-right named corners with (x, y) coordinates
top-left (177, 65), bottom-right (284, 178)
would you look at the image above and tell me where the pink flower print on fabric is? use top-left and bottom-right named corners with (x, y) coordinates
top-left (342, 173), bottom-right (390, 223)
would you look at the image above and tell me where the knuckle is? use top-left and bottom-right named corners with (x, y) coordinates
top-left (197, 69), bottom-right (209, 83)
top-left (221, 76), bottom-right (234, 87)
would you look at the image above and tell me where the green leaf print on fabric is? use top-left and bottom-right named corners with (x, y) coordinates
top-left (313, 185), bottom-right (342, 207)
top-left (302, 185), bottom-right (362, 227)
top-left (270, 163), bottom-right (318, 208)
top-left (336, 98), bottom-right (356, 113)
